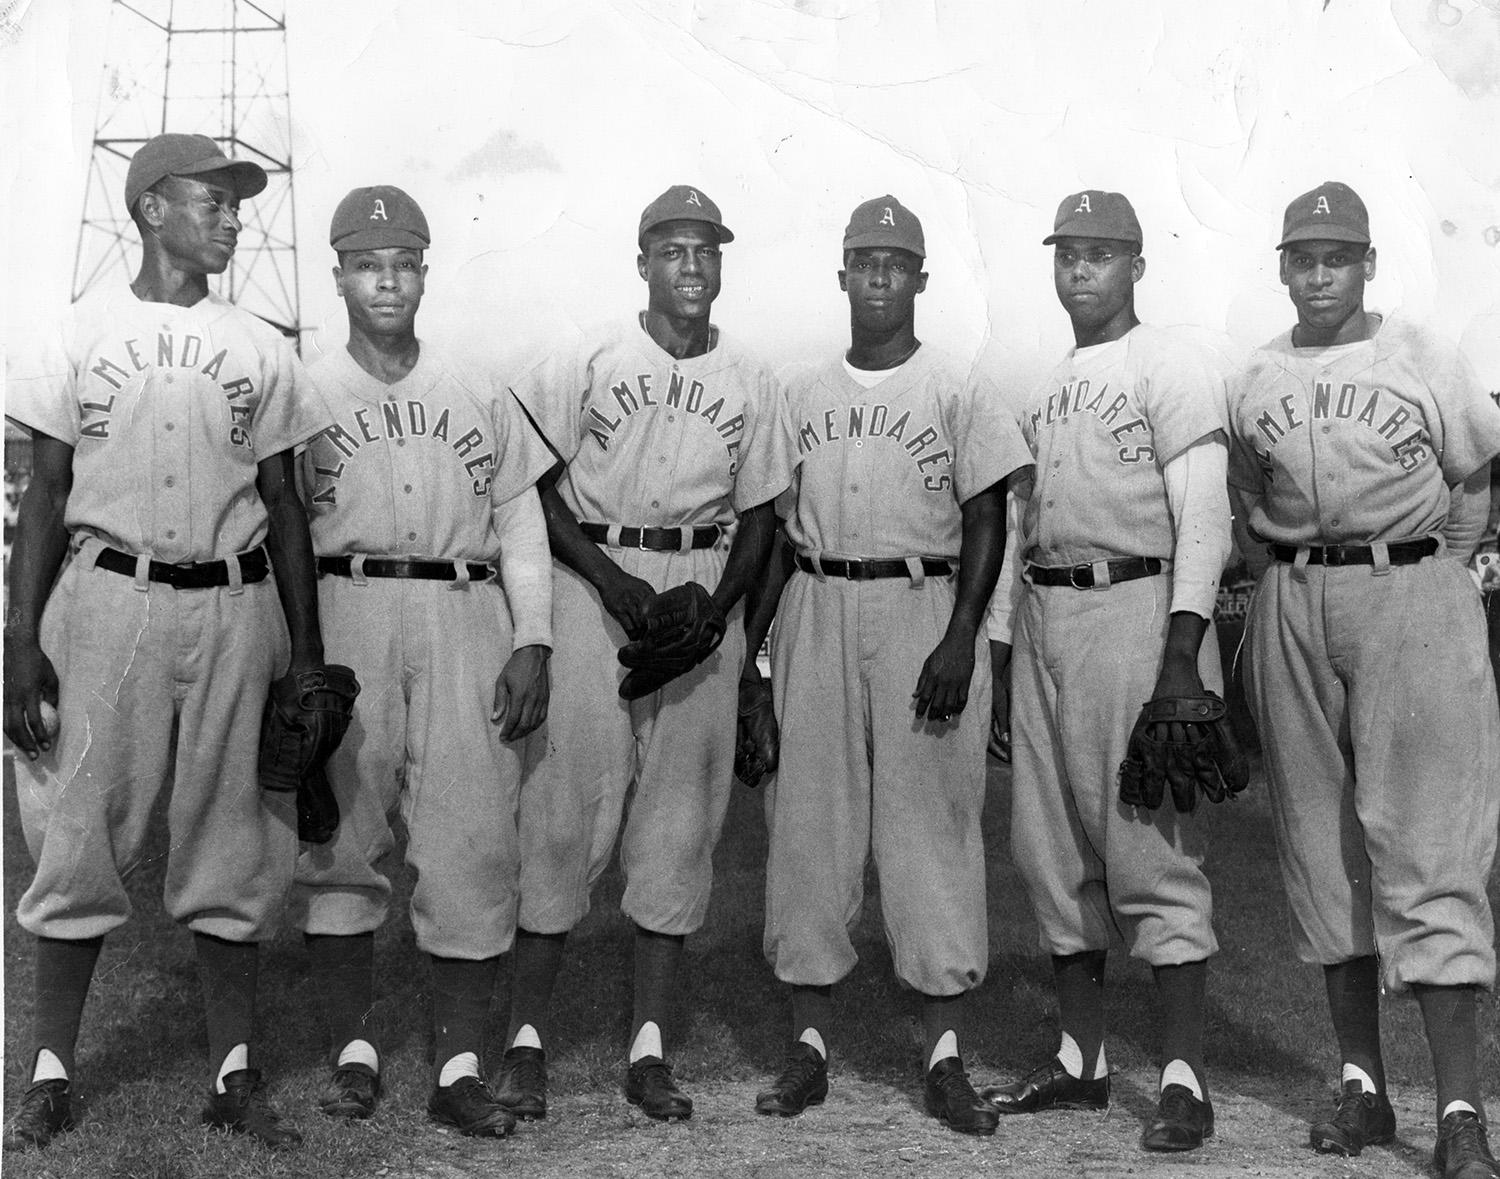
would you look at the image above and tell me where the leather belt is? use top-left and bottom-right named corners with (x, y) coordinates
top-left (1268, 537), bottom-right (1438, 567)
top-left (317, 556), bottom-right (495, 581)
top-left (95, 545), bottom-right (268, 589)
top-left (1027, 556), bottom-right (1164, 589)
top-left (794, 553), bottom-right (954, 580)
top-left (579, 522), bottom-right (721, 551)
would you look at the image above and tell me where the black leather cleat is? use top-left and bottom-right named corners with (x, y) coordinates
top-left (1434, 1110), bottom-right (1500, 1179)
top-left (428, 1075), bottom-right (517, 1138)
top-left (494, 1046), bottom-right (548, 1121)
top-left (3, 1079), bottom-right (75, 1151)
top-left (924, 1057), bottom-right (999, 1136)
top-left (318, 1062), bottom-right (380, 1120)
top-left (203, 1069), bottom-right (303, 1150)
top-left (1142, 1083), bottom-right (1214, 1152)
top-left (983, 1056), bottom-right (1109, 1114)
top-left (755, 1043), bottom-right (828, 1117)
top-left (1309, 1079), bottom-right (1395, 1156)
top-left (625, 1056), bottom-right (693, 1121)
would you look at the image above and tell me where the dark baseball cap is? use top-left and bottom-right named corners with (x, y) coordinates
top-left (1043, 190), bottom-right (1143, 247)
top-left (125, 132), bottom-right (268, 211)
top-left (1277, 181), bottom-right (1370, 249)
top-left (842, 195), bottom-right (925, 259)
top-left (330, 185), bottom-right (431, 252)
top-left (638, 185), bottom-right (734, 245)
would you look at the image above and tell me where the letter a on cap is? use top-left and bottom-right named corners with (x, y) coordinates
top-left (372, 199), bottom-right (388, 220)
top-left (1076, 194), bottom-right (1093, 213)
top-left (1314, 195), bottom-right (1331, 215)
top-left (880, 207), bottom-right (895, 227)
top-left (685, 189), bottom-right (702, 207)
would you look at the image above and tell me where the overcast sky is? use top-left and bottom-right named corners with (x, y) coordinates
top-left (3, 0), bottom-right (1498, 392)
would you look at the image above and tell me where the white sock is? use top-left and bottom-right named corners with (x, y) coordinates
top-left (928, 1030), bottom-right (959, 1071)
top-left (797, 1027), bottom-right (826, 1061)
top-left (1341, 1062), bottom-right (1377, 1094)
top-left (1161, 1058), bottom-right (1202, 1100)
top-left (31, 1048), bottom-right (67, 1084)
top-left (511, 1023), bottom-right (542, 1051)
top-left (337, 1039), bottom-right (379, 1072)
top-left (214, 1043), bottom-right (249, 1093)
top-left (629, 1020), bottom-right (662, 1063)
top-left (1442, 1100), bottom-right (1478, 1120)
top-left (437, 1051), bottom-right (480, 1088)
top-left (1056, 1032), bottom-right (1084, 1079)
top-left (1090, 1044), bottom-right (1108, 1081)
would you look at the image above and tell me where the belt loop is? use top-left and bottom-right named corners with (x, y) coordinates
top-left (904, 555), bottom-right (925, 588)
top-left (450, 558), bottom-right (471, 591)
top-left (676, 525), bottom-right (690, 551)
top-left (1370, 541), bottom-right (1392, 576)
top-left (350, 553), bottom-right (370, 587)
top-left (808, 552), bottom-right (827, 581)
top-left (1090, 559), bottom-right (1111, 591)
top-left (77, 535), bottom-right (105, 572)
top-left (606, 524), bottom-right (624, 549)
top-left (132, 553), bottom-right (151, 592)
top-left (1292, 547), bottom-right (1311, 584)
top-left (226, 552), bottom-right (246, 596)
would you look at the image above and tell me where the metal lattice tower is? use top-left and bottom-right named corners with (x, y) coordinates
top-left (72, 0), bottom-right (301, 341)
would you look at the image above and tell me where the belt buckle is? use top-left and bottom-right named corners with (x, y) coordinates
top-left (1068, 564), bottom-right (1092, 590)
top-left (637, 528), bottom-right (650, 551)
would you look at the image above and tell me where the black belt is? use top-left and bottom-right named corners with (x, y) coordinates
top-left (579, 522), bottom-right (721, 551)
top-left (317, 556), bottom-right (494, 581)
top-left (1027, 556), bottom-right (1164, 589)
top-left (95, 545), bottom-right (268, 589)
top-left (794, 553), bottom-right (954, 580)
top-left (1268, 537), bottom-right (1438, 567)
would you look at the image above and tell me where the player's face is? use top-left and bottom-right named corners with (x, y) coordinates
top-left (638, 222), bottom-right (723, 322)
top-left (1052, 237), bottom-right (1143, 335)
top-left (839, 247), bottom-right (927, 333)
top-left (1280, 240), bottom-right (1375, 339)
top-left (334, 248), bottom-right (426, 337)
top-left (147, 172), bottom-right (243, 275)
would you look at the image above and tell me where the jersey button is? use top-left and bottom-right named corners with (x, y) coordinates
top-left (397, 438), bottom-right (407, 447)
top-left (165, 422), bottom-right (175, 431)
top-left (850, 483), bottom-right (859, 492)
top-left (407, 531), bottom-right (418, 541)
top-left (165, 529), bottom-right (176, 539)
top-left (164, 477), bottom-right (175, 487)
top-left (404, 483), bottom-right (413, 493)
top-left (668, 414), bottom-right (676, 422)
top-left (1322, 425), bottom-right (1331, 434)
top-left (651, 499), bottom-right (660, 509)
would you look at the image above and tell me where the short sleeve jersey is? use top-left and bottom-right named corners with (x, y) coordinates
top-left (508, 317), bottom-right (793, 527)
top-left (5, 286), bottom-right (330, 563)
top-left (779, 346), bottom-right (1029, 560)
top-left (300, 343), bottom-right (556, 561)
top-left (1226, 314), bottom-right (1500, 546)
top-left (1016, 323), bottom-right (1227, 566)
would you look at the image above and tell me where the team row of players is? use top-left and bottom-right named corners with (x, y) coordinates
top-left (4, 132), bottom-right (1499, 1176)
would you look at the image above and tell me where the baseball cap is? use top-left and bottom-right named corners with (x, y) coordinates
top-left (1277, 181), bottom-right (1370, 249)
top-left (638, 185), bottom-right (735, 245)
top-left (329, 185), bottom-right (431, 252)
top-left (124, 133), bottom-right (268, 211)
top-left (842, 195), bottom-right (925, 259)
top-left (1042, 190), bottom-right (1143, 247)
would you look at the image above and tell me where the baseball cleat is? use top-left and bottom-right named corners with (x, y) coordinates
top-left (3, 1078), bottom-right (75, 1151)
top-left (202, 1068), bottom-right (303, 1150)
top-left (318, 1062), bottom-right (380, 1120)
top-left (1142, 1083), bottom-right (1214, 1152)
top-left (1309, 1079), bottom-right (1395, 1156)
top-left (494, 1046), bottom-right (548, 1120)
top-left (1434, 1110), bottom-right (1500, 1179)
top-left (427, 1075), bottom-right (517, 1138)
top-left (754, 1043), bottom-right (828, 1117)
top-left (624, 1056), bottom-right (693, 1121)
top-left (982, 1056), bottom-right (1109, 1114)
top-left (923, 1057), bottom-right (999, 1136)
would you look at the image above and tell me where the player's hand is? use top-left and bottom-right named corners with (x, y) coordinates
top-left (600, 570), bottom-right (657, 641)
top-left (492, 644), bottom-right (551, 742)
top-left (735, 668), bottom-right (778, 788)
top-left (3, 637), bottom-right (60, 760)
top-left (913, 627), bottom-right (976, 724)
top-left (1145, 653), bottom-right (1206, 745)
top-left (988, 639), bottom-right (1013, 762)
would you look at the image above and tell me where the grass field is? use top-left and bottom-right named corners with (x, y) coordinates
top-left (4, 743), bottom-right (1498, 1179)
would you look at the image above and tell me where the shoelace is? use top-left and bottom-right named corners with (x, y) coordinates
top-left (777, 1054), bottom-right (822, 1088)
top-left (511, 1056), bottom-right (546, 1087)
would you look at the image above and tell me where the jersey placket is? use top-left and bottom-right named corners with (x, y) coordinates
top-left (385, 389), bottom-right (425, 555)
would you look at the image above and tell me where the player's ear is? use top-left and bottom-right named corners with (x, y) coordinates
top-left (137, 191), bottom-right (167, 231)
top-left (331, 264), bottom-right (345, 298)
top-left (915, 270), bottom-right (929, 294)
top-left (1130, 253), bottom-right (1146, 283)
top-left (1277, 250), bottom-right (1290, 287)
top-left (637, 253), bottom-right (648, 282)
top-left (1363, 246), bottom-right (1377, 282)
top-left (417, 263), bottom-right (428, 295)
top-left (838, 269), bottom-right (848, 292)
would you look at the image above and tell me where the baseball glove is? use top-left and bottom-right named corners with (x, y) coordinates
top-left (1118, 691), bottom-right (1249, 813)
top-left (734, 677), bottom-right (777, 789)
top-left (259, 664), bottom-right (360, 842)
top-left (617, 582), bottom-right (727, 700)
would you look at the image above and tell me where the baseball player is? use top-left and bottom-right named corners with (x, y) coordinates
top-left (2, 133), bottom-right (331, 1151)
top-left (1228, 181), bottom-right (1500, 1178)
top-left (284, 187), bottom-right (555, 1137)
top-left (500, 185), bottom-right (792, 1121)
top-left (747, 196), bottom-right (1025, 1135)
top-left (982, 191), bottom-right (1232, 1153)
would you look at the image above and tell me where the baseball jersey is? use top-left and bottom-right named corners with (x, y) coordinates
top-left (6, 286), bottom-right (328, 563)
top-left (301, 343), bottom-right (555, 563)
top-left (1227, 313), bottom-right (1500, 545)
top-left (508, 317), bottom-right (791, 525)
top-left (780, 346), bottom-right (1027, 558)
top-left (1015, 324), bottom-right (1227, 567)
